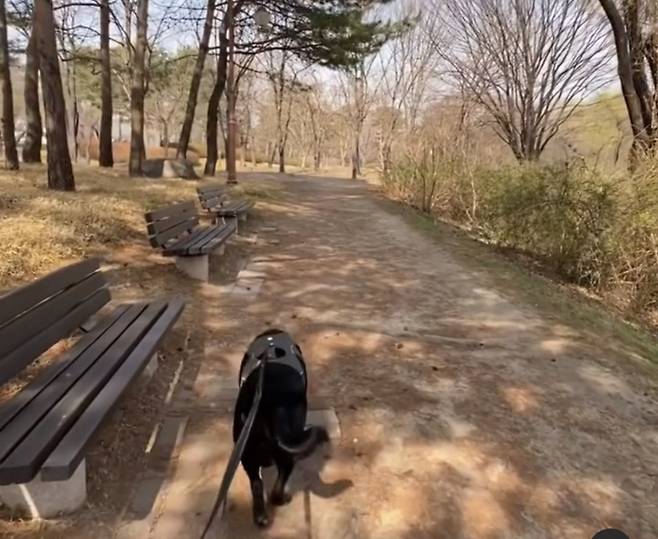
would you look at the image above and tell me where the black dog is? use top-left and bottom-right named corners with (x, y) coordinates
top-left (233, 329), bottom-right (329, 528)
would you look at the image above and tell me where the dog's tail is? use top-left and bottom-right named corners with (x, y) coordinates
top-left (276, 426), bottom-right (329, 458)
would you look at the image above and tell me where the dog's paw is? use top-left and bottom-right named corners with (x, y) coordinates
top-left (270, 490), bottom-right (292, 506)
top-left (254, 511), bottom-right (270, 528)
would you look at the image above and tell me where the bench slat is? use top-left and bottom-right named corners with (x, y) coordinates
top-left (197, 185), bottom-right (228, 209)
top-left (0, 304), bottom-right (147, 464)
top-left (41, 298), bottom-right (185, 481)
top-left (180, 225), bottom-right (225, 253)
top-left (146, 207), bottom-right (197, 235)
top-left (0, 301), bottom-right (167, 484)
top-left (199, 195), bottom-right (227, 210)
top-left (0, 258), bottom-right (100, 328)
top-left (0, 272), bottom-right (107, 360)
top-left (0, 305), bottom-right (130, 431)
top-left (187, 222), bottom-right (236, 256)
top-left (211, 200), bottom-right (253, 216)
top-left (160, 226), bottom-right (210, 256)
top-left (197, 185), bottom-right (226, 196)
top-left (144, 201), bottom-right (195, 222)
top-left (148, 217), bottom-right (198, 248)
top-left (0, 288), bottom-right (111, 387)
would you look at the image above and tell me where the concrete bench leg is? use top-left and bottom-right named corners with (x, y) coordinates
top-left (175, 254), bottom-right (209, 282)
top-left (239, 212), bottom-right (248, 222)
top-left (0, 459), bottom-right (86, 518)
top-left (231, 217), bottom-right (240, 235)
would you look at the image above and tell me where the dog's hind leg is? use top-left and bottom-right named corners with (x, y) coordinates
top-left (271, 454), bottom-right (294, 506)
top-left (245, 463), bottom-right (269, 528)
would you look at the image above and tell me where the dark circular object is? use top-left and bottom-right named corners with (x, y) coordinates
top-left (592, 529), bottom-right (629, 539)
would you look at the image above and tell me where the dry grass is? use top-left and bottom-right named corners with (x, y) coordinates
top-left (0, 163), bottom-right (204, 289)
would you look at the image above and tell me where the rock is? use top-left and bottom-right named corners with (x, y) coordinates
top-left (143, 158), bottom-right (199, 179)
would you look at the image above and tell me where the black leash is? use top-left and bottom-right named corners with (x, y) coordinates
top-left (200, 356), bottom-right (266, 538)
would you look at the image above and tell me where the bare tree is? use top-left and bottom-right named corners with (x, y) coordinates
top-left (598, 0), bottom-right (658, 165)
top-left (99, 0), bottom-right (113, 166)
top-left (204, 17), bottom-right (228, 176)
top-left (177, 0), bottom-right (216, 159)
top-left (0, 0), bottom-right (18, 169)
top-left (263, 48), bottom-right (301, 173)
top-left (340, 57), bottom-right (378, 178)
top-left (437, 0), bottom-right (611, 161)
top-left (304, 79), bottom-right (327, 170)
top-left (376, 4), bottom-right (439, 174)
top-left (57, 5), bottom-right (85, 163)
top-left (35, 0), bottom-right (75, 190)
top-left (129, 0), bottom-right (148, 175)
top-left (23, 23), bottom-right (42, 163)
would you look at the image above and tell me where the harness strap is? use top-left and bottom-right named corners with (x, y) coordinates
top-left (200, 357), bottom-right (266, 538)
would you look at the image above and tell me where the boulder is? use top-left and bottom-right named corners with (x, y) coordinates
top-left (142, 158), bottom-right (199, 179)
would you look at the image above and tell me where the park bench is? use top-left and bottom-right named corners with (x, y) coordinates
top-left (197, 184), bottom-right (254, 230)
top-left (145, 201), bottom-right (236, 281)
top-left (0, 258), bottom-right (184, 518)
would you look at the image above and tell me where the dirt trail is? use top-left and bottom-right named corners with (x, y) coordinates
top-left (172, 173), bottom-right (657, 539)
top-left (6, 172), bottom-right (658, 539)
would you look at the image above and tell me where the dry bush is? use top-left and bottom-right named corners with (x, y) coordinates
top-left (607, 166), bottom-right (658, 313)
top-left (384, 149), bottom-right (658, 319)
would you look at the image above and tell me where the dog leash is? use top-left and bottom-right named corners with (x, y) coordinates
top-left (200, 354), bottom-right (267, 538)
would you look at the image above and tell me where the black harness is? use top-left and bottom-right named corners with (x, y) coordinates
top-left (201, 331), bottom-right (306, 538)
top-left (239, 331), bottom-right (307, 389)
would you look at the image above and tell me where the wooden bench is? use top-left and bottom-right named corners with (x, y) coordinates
top-left (197, 184), bottom-right (254, 231)
top-left (145, 201), bottom-right (236, 281)
top-left (0, 258), bottom-right (184, 517)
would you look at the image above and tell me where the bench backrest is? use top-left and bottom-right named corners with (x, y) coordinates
top-left (0, 258), bottom-right (111, 386)
top-left (197, 184), bottom-right (228, 210)
top-left (144, 201), bottom-right (199, 248)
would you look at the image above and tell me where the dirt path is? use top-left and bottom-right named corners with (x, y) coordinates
top-left (6, 173), bottom-right (657, 539)
top-left (149, 173), bottom-right (657, 539)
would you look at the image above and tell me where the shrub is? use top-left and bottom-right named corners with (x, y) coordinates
top-left (476, 163), bottom-right (615, 286)
top-left (383, 154), bottom-right (658, 318)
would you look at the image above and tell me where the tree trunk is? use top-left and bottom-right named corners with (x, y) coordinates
top-left (129, 0), bottom-right (148, 176)
top-left (224, 0), bottom-right (237, 183)
top-left (99, 0), bottom-right (113, 167)
top-left (0, 0), bottom-right (18, 170)
top-left (381, 141), bottom-right (392, 175)
top-left (67, 65), bottom-right (79, 162)
top-left (314, 149), bottom-right (321, 171)
top-left (624, 0), bottom-right (654, 133)
top-left (599, 0), bottom-right (652, 162)
top-left (162, 120), bottom-right (169, 157)
top-left (35, 0), bottom-right (75, 190)
top-left (86, 126), bottom-right (94, 164)
top-left (23, 26), bottom-right (42, 163)
top-left (351, 135), bottom-right (361, 179)
top-left (278, 144), bottom-right (285, 173)
top-left (178, 0), bottom-right (215, 159)
top-left (204, 24), bottom-right (227, 176)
